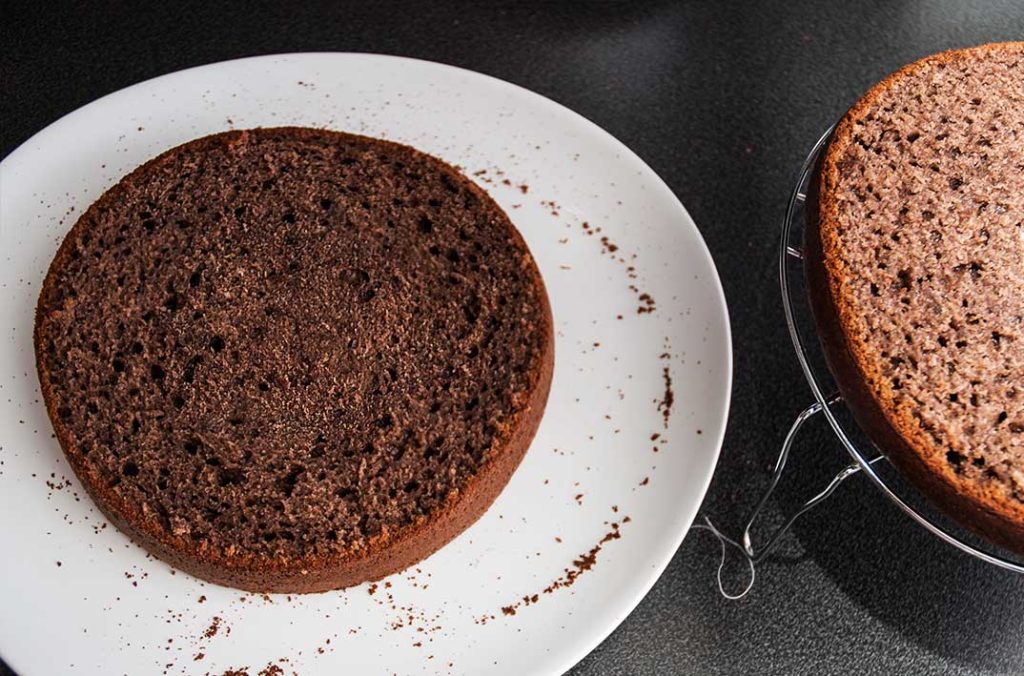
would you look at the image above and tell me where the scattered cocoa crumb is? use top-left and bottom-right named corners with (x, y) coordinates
top-left (599, 236), bottom-right (619, 254)
top-left (495, 515), bottom-right (628, 617)
top-left (56, 561), bottom-right (62, 567)
top-left (574, 493), bottom-right (584, 505)
top-left (193, 653), bottom-right (205, 661)
top-left (519, 184), bottom-right (529, 194)
top-left (540, 200), bottom-right (560, 217)
top-left (367, 583), bottom-right (378, 595)
top-left (202, 616), bottom-right (221, 639)
top-left (259, 666), bottom-right (284, 676)
top-left (658, 365), bottom-right (674, 429)
top-left (198, 595), bottom-right (206, 603)
top-left (638, 293), bottom-right (656, 314)
top-left (640, 477), bottom-right (649, 486)
top-left (502, 178), bottom-right (512, 186)
top-left (650, 433), bottom-right (661, 441)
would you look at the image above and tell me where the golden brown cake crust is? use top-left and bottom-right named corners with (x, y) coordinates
top-left (35, 127), bottom-right (554, 592)
top-left (809, 43), bottom-right (1024, 553)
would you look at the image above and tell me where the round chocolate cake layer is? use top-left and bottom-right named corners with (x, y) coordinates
top-left (807, 43), bottom-right (1024, 553)
top-left (35, 127), bottom-right (554, 592)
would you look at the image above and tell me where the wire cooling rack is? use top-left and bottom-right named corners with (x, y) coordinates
top-left (699, 127), bottom-right (1024, 599)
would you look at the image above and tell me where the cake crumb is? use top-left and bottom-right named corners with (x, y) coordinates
top-left (202, 616), bottom-right (221, 639)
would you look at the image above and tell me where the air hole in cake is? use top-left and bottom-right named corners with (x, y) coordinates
top-left (210, 335), bottom-right (225, 352)
top-left (946, 451), bottom-right (966, 471)
top-left (342, 268), bottom-right (369, 287)
top-left (122, 461), bottom-right (139, 477)
top-left (463, 296), bottom-right (481, 324)
top-left (218, 468), bottom-right (245, 487)
top-left (150, 364), bottom-right (166, 381)
top-left (279, 465), bottom-right (304, 497)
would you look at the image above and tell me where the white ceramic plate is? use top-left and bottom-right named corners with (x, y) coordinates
top-left (0, 54), bottom-right (731, 676)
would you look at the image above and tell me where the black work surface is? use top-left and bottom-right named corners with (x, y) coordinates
top-left (4, 2), bottom-right (1024, 674)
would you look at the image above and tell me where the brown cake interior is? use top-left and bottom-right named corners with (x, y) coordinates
top-left (809, 43), bottom-right (1024, 551)
top-left (35, 127), bottom-right (553, 590)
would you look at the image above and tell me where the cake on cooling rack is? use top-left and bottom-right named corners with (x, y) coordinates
top-left (806, 43), bottom-right (1024, 553)
top-left (34, 127), bottom-right (554, 592)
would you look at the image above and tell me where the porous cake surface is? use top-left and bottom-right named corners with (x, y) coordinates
top-left (35, 127), bottom-right (554, 591)
top-left (812, 43), bottom-right (1024, 549)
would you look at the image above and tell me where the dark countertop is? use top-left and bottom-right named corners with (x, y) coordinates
top-left (5, 1), bottom-right (1024, 674)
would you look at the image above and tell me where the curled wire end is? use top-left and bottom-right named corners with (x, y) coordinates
top-left (692, 516), bottom-right (755, 600)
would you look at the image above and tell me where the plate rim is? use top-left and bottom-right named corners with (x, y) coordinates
top-left (0, 52), bottom-right (733, 675)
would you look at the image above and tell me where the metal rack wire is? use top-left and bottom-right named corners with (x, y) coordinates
top-left (699, 127), bottom-right (1024, 598)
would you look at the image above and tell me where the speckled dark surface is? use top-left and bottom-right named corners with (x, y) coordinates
top-left (4, 1), bottom-right (1024, 674)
